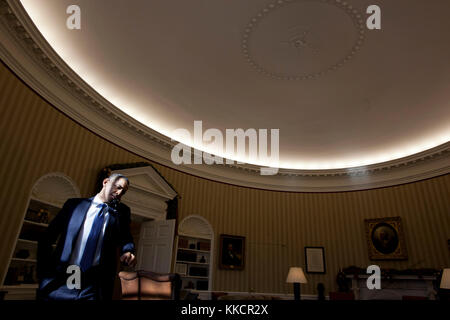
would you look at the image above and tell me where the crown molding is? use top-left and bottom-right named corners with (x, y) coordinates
top-left (1, 0), bottom-right (448, 192)
top-left (31, 172), bottom-right (81, 207)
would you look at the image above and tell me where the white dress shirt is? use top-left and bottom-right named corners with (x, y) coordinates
top-left (69, 194), bottom-right (109, 267)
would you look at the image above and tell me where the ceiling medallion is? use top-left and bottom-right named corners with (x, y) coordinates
top-left (242, 0), bottom-right (366, 80)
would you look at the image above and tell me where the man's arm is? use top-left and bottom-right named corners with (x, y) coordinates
top-left (117, 203), bottom-right (136, 266)
top-left (36, 199), bottom-right (75, 279)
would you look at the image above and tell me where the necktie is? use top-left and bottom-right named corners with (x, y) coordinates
top-left (79, 203), bottom-right (106, 272)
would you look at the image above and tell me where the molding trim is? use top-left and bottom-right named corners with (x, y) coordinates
top-left (31, 172), bottom-right (81, 207)
top-left (111, 167), bottom-right (177, 220)
top-left (178, 215), bottom-right (214, 240)
top-left (0, 0), bottom-right (449, 192)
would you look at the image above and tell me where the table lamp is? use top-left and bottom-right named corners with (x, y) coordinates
top-left (286, 267), bottom-right (307, 300)
top-left (440, 268), bottom-right (450, 289)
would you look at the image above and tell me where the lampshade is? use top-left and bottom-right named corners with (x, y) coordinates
top-left (440, 268), bottom-right (450, 289)
top-left (286, 267), bottom-right (308, 284)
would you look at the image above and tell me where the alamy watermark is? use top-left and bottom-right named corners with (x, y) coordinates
top-left (64, 263), bottom-right (383, 292)
top-left (366, 5), bottom-right (381, 30)
top-left (64, 3), bottom-right (382, 174)
top-left (66, 265), bottom-right (81, 289)
top-left (367, 265), bottom-right (381, 290)
top-left (66, 4), bottom-right (382, 31)
top-left (66, 5), bottom-right (81, 30)
top-left (171, 121), bottom-right (280, 175)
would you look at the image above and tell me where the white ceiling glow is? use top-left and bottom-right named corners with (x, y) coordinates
top-left (19, 0), bottom-right (450, 170)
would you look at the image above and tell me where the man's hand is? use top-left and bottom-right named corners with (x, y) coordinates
top-left (120, 252), bottom-right (136, 267)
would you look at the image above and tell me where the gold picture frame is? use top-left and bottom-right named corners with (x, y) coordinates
top-left (219, 234), bottom-right (245, 270)
top-left (364, 216), bottom-right (408, 260)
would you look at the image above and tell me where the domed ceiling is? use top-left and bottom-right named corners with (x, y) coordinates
top-left (1, 0), bottom-right (449, 190)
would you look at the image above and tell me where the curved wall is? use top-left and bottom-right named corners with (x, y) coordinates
top-left (1, 62), bottom-right (449, 295)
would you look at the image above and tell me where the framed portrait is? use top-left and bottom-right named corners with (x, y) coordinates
top-left (365, 216), bottom-right (408, 260)
top-left (305, 247), bottom-right (326, 274)
top-left (219, 234), bottom-right (245, 270)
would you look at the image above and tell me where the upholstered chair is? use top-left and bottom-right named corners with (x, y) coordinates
top-left (118, 270), bottom-right (181, 300)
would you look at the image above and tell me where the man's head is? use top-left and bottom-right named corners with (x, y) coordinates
top-left (99, 173), bottom-right (129, 203)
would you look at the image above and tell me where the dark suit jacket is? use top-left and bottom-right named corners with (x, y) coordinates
top-left (36, 197), bottom-right (135, 300)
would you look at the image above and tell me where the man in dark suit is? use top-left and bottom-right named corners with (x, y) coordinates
top-left (37, 173), bottom-right (137, 300)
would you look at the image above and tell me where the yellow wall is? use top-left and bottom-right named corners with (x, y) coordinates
top-left (1, 62), bottom-right (449, 295)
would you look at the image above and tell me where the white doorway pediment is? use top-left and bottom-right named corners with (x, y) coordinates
top-left (111, 166), bottom-right (177, 220)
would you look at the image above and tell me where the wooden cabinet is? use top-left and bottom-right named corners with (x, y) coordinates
top-left (1, 173), bottom-right (80, 300)
top-left (174, 215), bottom-right (214, 292)
top-left (174, 235), bottom-right (211, 291)
top-left (3, 199), bottom-right (60, 289)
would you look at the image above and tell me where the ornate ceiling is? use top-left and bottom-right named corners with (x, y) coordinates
top-left (0, 0), bottom-right (449, 191)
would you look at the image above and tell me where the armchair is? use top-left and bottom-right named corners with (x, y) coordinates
top-left (118, 270), bottom-right (181, 300)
